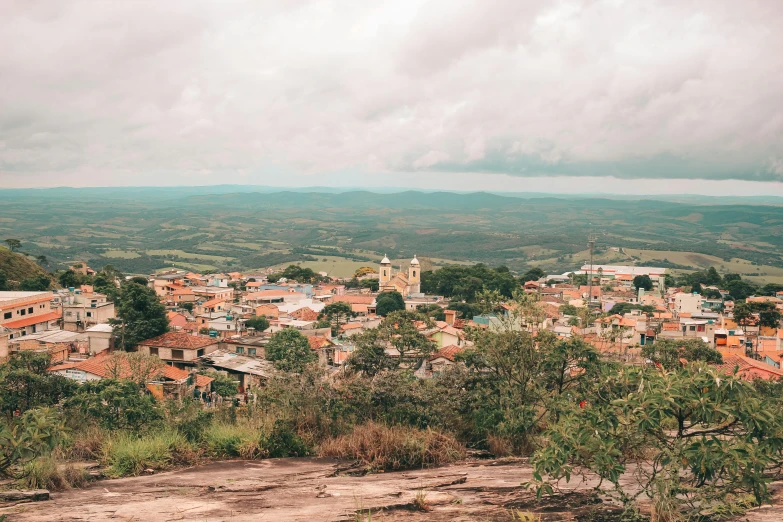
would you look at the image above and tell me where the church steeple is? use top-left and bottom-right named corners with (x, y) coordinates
top-left (380, 254), bottom-right (392, 284)
top-left (408, 255), bottom-right (420, 294)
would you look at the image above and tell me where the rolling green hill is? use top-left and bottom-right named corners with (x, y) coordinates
top-left (0, 247), bottom-right (50, 283)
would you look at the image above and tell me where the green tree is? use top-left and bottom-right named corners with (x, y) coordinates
top-left (265, 328), bottom-right (316, 372)
top-left (321, 301), bottom-right (356, 335)
top-left (58, 269), bottom-right (81, 288)
top-left (375, 291), bottom-right (405, 316)
top-left (201, 371), bottom-right (238, 397)
top-left (521, 267), bottom-right (545, 282)
top-left (377, 310), bottom-right (436, 362)
top-left (92, 269), bottom-right (121, 301)
top-left (632, 274), bottom-right (653, 291)
top-left (19, 274), bottom-right (51, 291)
top-left (0, 352), bottom-right (77, 415)
top-left (347, 328), bottom-right (396, 376)
top-left (111, 281), bottom-right (169, 350)
top-left (727, 279), bottom-right (756, 300)
top-left (0, 270), bottom-right (8, 291)
top-left (245, 315), bottom-right (270, 332)
top-left (641, 338), bottom-right (722, 370)
top-left (65, 379), bottom-right (163, 431)
top-left (4, 238), bottom-right (21, 252)
top-left (181, 302), bottom-right (194, 312)
top-left (530, 364), bottom-right (783, 518)
top-left (35, 255), bottom-right (48, 268)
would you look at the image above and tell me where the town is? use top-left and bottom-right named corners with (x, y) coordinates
top-left (3, 253), bottom-right (782, 387)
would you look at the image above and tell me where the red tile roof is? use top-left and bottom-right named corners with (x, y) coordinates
top-left (200, 298), bottom-right (225, 308)
top-left (138, 332), bottom-right (218, 350)
top-left (195, 374), bottom-right (214, 387)
top-left (308, 336), bottom-right (333, 349)
top-left (429, 345), bottom-right (464, 362)
top-left (715, 355), bottom-right (783, 379)
top-left (0, 293), bottom-right (54, 311)
top-left (3, 311), bottom-right (61, 329)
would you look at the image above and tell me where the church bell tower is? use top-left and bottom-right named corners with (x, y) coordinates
top-left (408, 255), bottom-right (420, 294)
top-left (380, 254), bottom-right (392, 285)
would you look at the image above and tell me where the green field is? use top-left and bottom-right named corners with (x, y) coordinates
top-left (146, 249), bottom-right (234, 262)
top-left (102, 249), bottom-right (141, 259)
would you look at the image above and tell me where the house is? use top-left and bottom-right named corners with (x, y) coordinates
top-left (170, 287), bottom-right (197, 304)
top-left (714, 354), bottom-right (783, 380)
top-left (427, 322), bottom-right (463, 349)
top-left (329, 295), bottom-right (374, 315)
top-left (9, 329), bottom-right (87, 362)
top-left (190, 286), bottom-right (234, 302)
top-left (0, 291), bottom-right (61, 340)
top-left (421, 345), bottom-right (464, 378)
top-left (199, 349), bottom-right (275, 392)
top-left (85, 323), bottom-right (113, 354)
top-left (68, 262), bottom-right (95, 276)
top-left (673, 292), bottom-right (703, 317)
top-left (195, 298), bottom-right (227, 316)
top-left (136, 332), bottom-right (219, 368)
top-left (49, 353), bottom-right (209, 399)
top-left (220, 336), bottom-right (268, 358)
top-left (167, 311), bottom-right (189, 329)
top-left (61, 289), bottom-right (115, 332)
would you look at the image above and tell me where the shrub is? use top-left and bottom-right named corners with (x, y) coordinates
top-left (266, 419), bottom-right (309, 458)
top-left (61, 425), bottom-right (108, 460)
top-left (319, 422), bottom-right (465, 471)
top-left (101, 431), bottom-right (191, 477)
top-left (202, 422), bottom-right (263, 458)
top-left (18, 457), bottom-right (90, 491)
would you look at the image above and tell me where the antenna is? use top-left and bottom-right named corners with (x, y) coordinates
top-left (587, 234), bottom-right (597, 309)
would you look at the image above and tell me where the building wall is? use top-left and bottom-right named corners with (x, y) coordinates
top-left (137, 343), bottom-right (218, 363)
top-left (63, 303), bottom-right (115, 331)
top-left (0, 293), bottom-right (53, 327)
top-left (674, 293), bottom-right (703, 316)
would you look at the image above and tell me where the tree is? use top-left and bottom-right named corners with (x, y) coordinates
top-left (181, 302), bottom-right (194, 312)
top-left (727, 279), bottom-right (756, 300)
top-left (19, 274), bottom-right (51, 291)
top-left (58, 269), bottom-right (81, 289)
top-left (245, 315), bottom-right (270, 332)
top-left (35, 255), bottom-right (48, 268)
top-left (321, 301), bottom-right (356, 335)
top-left (265, 328), bottom-right (316, 372)
top-left (347, 329), bottom-right (396, 376)
top-left (377, 310), bottom-right (436, 361)
top-left (93, 269), bottom-right (121, 301)
top-left (129, 276), bottom-right (149, 285)
top-left (641, 338), bottom-right (722, 370)
top-left (354, 267), bottom-right (376, 278)
top-left (111, 281), bottom-right (169, 350)
top-left (375, 291), bottom-right (405, 317)
top-left (521, 267), bottom-right (545, 282)
top-left (4, 238), bottom-right (21, 252)
top-left (529, 364), bottom-right (783, 518)
top-left (201, 371), bottom-right (238, 397)
top-left (632, 274), bottom-right (653, 291)
top-left (65, 379), bottom-right (162, 431)
top-left (0, 270), bottom-right (8, 291)
top-left (103, 351), bottom-right (166, 388)
top-left (0, 352), bottom-right (76, 415)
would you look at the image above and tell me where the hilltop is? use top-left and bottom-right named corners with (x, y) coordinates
top-left (0, 246), bottom-right (49, 283)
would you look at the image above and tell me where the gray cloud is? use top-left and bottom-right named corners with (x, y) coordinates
top-left (1, 0), bottom-right (782, 187)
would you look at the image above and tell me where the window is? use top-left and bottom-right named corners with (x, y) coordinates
top-left (86, 312), bottom-right (93, 318)
top-left (197, 348), bottom-right (204, 357)
top-left (171, 349), bottom-right (184, 360)
top-left (236, 346), bottom-right (245, 354)
top-left (149, 347), bottom-right (159, 356)
top-left (3, 312), bottom-right (10, 320)
top-left (65, 311), bottom-right (72, 317)
top-left (248, 348), bottom-right (256, 356)
top-left (689, 326), bottom-right (696, 331)
top-left (28, 307), bottom-right (33, 314)
top-left (19, 309), bottom-right (26, 316)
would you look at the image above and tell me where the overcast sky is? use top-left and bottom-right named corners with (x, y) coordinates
top-left (1, 0), bottom-right (782, 194)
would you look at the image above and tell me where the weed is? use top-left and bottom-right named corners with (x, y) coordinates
top-left (413, 488), bottom-right (430, 512)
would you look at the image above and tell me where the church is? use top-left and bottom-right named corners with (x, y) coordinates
top-left (378, 254), bottom-right (421, 296)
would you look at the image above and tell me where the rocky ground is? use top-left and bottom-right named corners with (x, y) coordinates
top-left (1, 458), bottom-right (782, 521)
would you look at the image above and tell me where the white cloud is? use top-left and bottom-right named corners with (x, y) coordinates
top-left (0, 0), bottom-right (782, 187)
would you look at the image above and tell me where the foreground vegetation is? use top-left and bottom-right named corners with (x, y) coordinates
top-left (4, 308), bottom-right (783, 521)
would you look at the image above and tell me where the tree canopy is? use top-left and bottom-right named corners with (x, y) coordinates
top-left (245, 315), bottom-right (270, 332)
top-left (375, 291), bottom-right (405, 317)
top-left (265, 328), bottom-right (316, 372)
top-left (111, 281), bottom-right (169, 350)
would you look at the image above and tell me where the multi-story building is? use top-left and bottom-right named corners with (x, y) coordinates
top-left (0, 291), bottom-right (61, 340)
top-left (61, 289), bottom-right (115, 332)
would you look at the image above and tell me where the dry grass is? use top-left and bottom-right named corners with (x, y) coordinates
top-left (319, 422), bottom-right (465, 471)
top-left (18, 457), bottom-right (90, 491)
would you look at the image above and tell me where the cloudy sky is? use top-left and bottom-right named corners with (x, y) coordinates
top-left (1, 0), bottom-right (783, 194)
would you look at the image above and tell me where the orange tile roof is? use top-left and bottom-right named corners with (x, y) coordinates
top-left (341, 322), bottom-right (362, 331)
top-left (138, 332), bottom-right (218, 350)
top-left (429, 344), bottom-right (464, 362)
top-left (246, 290), bottom-right (294, 299)
top-left (195, 374), bottom-right (214, 387)
top-left (308, 336), bottom-right (332, 349)
top-left (3, 311), bottom-right (61, 330)
top-left (715, 355), bottom-right (783, 379)
top-left (332, 295), bottom-right (374, 305)
top-left (172, 288), bottom-right (195, 296)
top-left (201, 298), bottom-right (225, 308)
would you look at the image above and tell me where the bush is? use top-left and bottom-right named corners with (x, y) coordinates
top-left (202, 422), bottom-right (264, 458)
top-left (101, 431), bottom-right (191, 477)
top-left (266, 419), bottom-right (309, 458)
top-left (18, 457), bottom-right (89, 491)
top-left (319, 422), bottom-right (465, 471)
